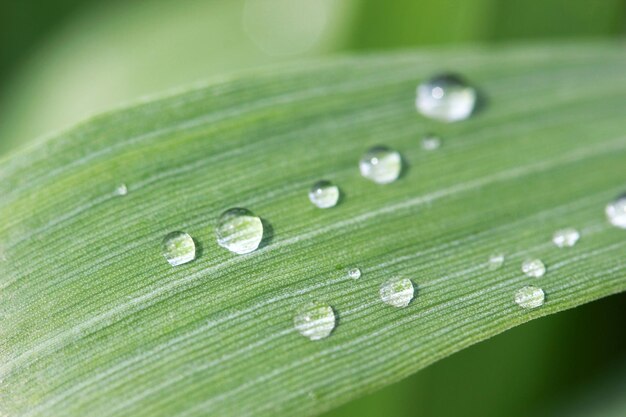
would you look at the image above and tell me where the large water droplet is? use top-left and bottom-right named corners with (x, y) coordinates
top-left (488, 253), bottom-right (505, 270)
top-left (380, 278), bottom-right (414, 308)
top-left (606, 195), bottom-right (626, 229)
top-left (521, 259), bottom-right (546, 278)
top-left (552, 228), bottom-right (580, 248)
top-left (421, 134), bottom-right (441, 151)
top-left (359, 146), bottom-right (402, 184)
top-left (514, 286), bottom-right (545, 309)
top-left (216, 208), bottom-right (264, 254)
top-left (162, 231), bottom-right (196, 266)
top-left (416, 74), bottom-right (477, 122)
top-left (348, 267), bottom-right (361, 279)
top-left (308, 180), bottom-right (340, 209)
top-left (293, 301), bottom-right (336, 341)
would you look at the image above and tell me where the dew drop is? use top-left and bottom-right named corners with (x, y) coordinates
top-left (308, 180), bottom-right (340, 209)
top-left (293, 301), bottom-right (336, 341)
top-left (379, 278), bottom-right (414, 308)
top-left (162, 231), bottom-right (196, 266)
top-left (521, 259), bottom-right (546, 278)
top-left (216, 208), bottom-right (264, 254)
top-left (359, 146), bottom-right (402, 184)
top-left (114, 183), bottom-right (128, 196)
top-left (552, 228), bottom-right (580, 248)
top-left (514, 285), bottom-right (545, 309)
top-left (488, 253), bottom-right (505, 270)
top-left (421, 134), bottom-right (441, 151)
top-left (348, 267), bottom-right (361, 279)
top-left (416, 74), bottom-right (477, 122)
top-left (605, 195), bottom-right (626, 229)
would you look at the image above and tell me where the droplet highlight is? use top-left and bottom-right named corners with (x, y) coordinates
top-left (162, 231), bottom-right (196, 266)
top-left (308, 180), bottom-right (340, 209)
top-left (606, 195), bottom-right (626, 229)
top-left (379, 278), bottom-right (414, 308)
top-left (552, 228), bottom-right (580, 248)
top-left (216, 208), bottom-right (264, 254)
top-left (416, 74), bottom-right (477, 122)
top-left (521, 259), bottom-right (546, 278)
top-left (293, 301), bottom-right (336, 341)
top-left (421, 135), bottom-right (441, 151)
top-left (359, 146), bottom-right (402, 184)
top-left (348, 267), bottom-right (361, 279)
top-left (514, 286), bottom-right (545, 309)
top-left (488, 253), bottom-right (505, 270)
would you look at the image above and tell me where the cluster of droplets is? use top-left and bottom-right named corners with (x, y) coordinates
top-left (511, 226), bottom-right (584, 309)
top-left (513, 224), bottom-right (587, 309)
top-left (151, 72), bottom-right (625, 341)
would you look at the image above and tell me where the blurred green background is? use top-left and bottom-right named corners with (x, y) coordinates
top-left (2, 1), bottom-right (626, 416)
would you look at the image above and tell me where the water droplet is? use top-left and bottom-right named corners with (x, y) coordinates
top-left (293, 301), bottom-right (336, 341)
top-left (552, 228), bottom-right (580, 248)
top-left (348, 267), bottom-right (361, 279)
top-left (216, 208), bottom-right (264, 254)
top-left (606, 195), bottom-right (626, 229)
top-left (359, 146), bottom-right (402, 184)
top-left (521, 259), bottom-right (546, 278)
top-left (488, 253), bottom-right (505, 270)
top-left (379, 278), bottom-right (414, 308)
top-left (421, 135), bottom-right (441, 151)
top-left (514, 286), bottom-right (545, 309)
top-left (308, 180), bottom-right (340, 209)
top-left (162, 231), bottom-right (196, 266)
top-left (114, 183), bottom-right (128, 196)
top-left (416, 74), bottom-right (477, 122)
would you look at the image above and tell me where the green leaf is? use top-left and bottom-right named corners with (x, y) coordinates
top-left (1, 42), bottom-right (626, 417)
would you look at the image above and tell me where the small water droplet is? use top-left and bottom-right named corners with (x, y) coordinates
top-left (348, 267), bottom-right (361, 279)
top-left (552, 228), bottom-right (580, 248)
top-left (521, 259), bottom-right (546, 278)
top-left (514, 286), bottom-right (545, 309)
top-left (379, 278), bottom-right (414, 308)
top-left (216, 208), bottom-right (264, 254)
top-left (488, 253), bottom-right (505, 270)
top-left (115, 183), bottom-right (128, 196)
top-left (308, 180), bottom-right (340, 208)
top-left (162, 231), bottom-right (196, 266)
top-left (359, 146), bottom-right (402, 184)
top-left (416, 74), bottom-right (477, 122)
top-left (293, 301), bottom-right (336, 341)
top-left (606, 195), bottom-right (626, 229)
top-left (421, 135), bottom-right (441, 151)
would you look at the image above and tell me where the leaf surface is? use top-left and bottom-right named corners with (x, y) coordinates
top-left (1, 43), bottom-right (626, 417)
